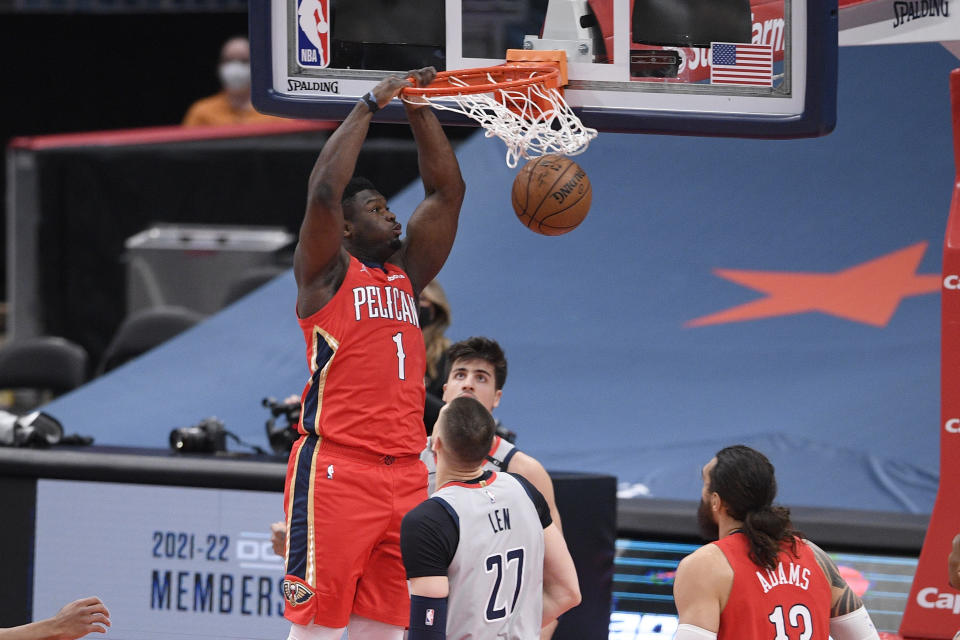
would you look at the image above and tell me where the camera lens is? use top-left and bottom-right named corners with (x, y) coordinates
top-left (170, 426), bottom-right (204, 452)
top-left (169, 421), bottom-right (225, 454)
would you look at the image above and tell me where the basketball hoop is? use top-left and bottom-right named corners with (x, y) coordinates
top-left (402, 51), bottom-right (597, 168)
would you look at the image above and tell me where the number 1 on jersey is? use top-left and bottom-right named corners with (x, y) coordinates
top-left (392, 332), bottom-right (406, 380)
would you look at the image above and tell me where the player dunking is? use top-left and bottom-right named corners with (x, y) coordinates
top-left (672, 445), bottom-right (881, 640)
top-left (282, 67), bottom-right (465, 640)
top-left (401, 397), bottom-right (581, 639)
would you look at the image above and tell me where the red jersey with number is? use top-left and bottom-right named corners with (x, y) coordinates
top-left (714, 533), bottom-right (832, 640)
top-left (297, 256), bottom-right (426, 456)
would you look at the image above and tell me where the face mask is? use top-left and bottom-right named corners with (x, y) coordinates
top-left (219, 61), bottom-right (251, 90)
top-left (419, 305), bottom-right (435, 328)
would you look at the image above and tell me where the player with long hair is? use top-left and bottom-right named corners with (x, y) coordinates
top-left (673, 445), bottom-right (881, 640)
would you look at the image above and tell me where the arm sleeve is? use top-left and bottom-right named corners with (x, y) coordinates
top-left (401, 498), bottom-right (460, 578)
top-left (674, 625), bottom-right (718, 640)
top-left (509, 472), bottom-right (552, 529)
top-left (829, 606), bottom-right (880, 640)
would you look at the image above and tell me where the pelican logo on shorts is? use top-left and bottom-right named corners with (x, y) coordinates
top-left (282, 579), bottom-right (316, 606)
top-left (296, 0), bottom-right (330, 68)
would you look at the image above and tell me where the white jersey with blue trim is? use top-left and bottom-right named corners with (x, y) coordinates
top-left (433, 472), bottom-right (545, 640)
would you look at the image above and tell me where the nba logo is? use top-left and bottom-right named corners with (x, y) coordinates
top-left (296, 0), bottom-right (329, 68)
top-left (425, 609), bottom-right (435, 626)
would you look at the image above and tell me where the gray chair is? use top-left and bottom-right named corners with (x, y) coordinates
top-left (0, 336), bottom-right (89, 410)
top-left (99, 306), bottom-right (205, 374)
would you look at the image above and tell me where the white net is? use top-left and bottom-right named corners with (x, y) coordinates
top-left (404, 71), bottom-right (598, 169)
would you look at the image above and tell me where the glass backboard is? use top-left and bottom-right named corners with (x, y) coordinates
top-left (249, 0), bottom-right (837, 138)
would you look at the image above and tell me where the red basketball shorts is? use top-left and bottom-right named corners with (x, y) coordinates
top-left (281, 436), bottom-right (428, 628)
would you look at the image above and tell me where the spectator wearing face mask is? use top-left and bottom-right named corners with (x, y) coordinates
top-left (183, 36), bottom-right (285, 127)
top-left (420, 280), bottom-right (452, 436)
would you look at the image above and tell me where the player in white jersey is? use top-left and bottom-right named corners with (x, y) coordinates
top-left (401, 397), bottom-right (580, 640)
top-left (421, 338), bottom-right (562, 524)
top-left (419, 337), bottom-right (571, 639)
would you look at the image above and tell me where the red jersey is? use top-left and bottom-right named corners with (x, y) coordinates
top-left (714, 533), bottom-right (833, 640)
top-left (297, 256), bottom-right (426, 456)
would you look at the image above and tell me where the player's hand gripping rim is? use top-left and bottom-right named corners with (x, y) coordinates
top-left (366, 67), bottom-right (437, 111)
top-left (400, 67), bottom-right (437, 109)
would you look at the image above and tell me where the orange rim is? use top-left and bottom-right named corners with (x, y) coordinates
top-left (402, 65), bottom-right (560, 97)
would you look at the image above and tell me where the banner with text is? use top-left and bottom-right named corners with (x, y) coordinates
top-left (34, 479), bottom-right (288, 640)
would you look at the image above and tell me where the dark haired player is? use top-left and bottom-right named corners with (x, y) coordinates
top-left (425, 337), bottom-right (562, 527)
top-left (281, 67), bottom-right (465, 640)
top-left (423, 336), bottom-right (572, 639)
top-left (401, 397), bottom-right (580, 640)
top-left (672, 445), bottom-right (880, 640)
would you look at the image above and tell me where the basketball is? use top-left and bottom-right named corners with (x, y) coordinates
top-left (511, 155), bottom-right (592, 236)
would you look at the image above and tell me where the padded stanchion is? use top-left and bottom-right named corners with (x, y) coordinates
top-left (899, 67), bottom-right (960, 640)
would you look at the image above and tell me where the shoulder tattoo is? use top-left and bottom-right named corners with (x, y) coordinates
top-left (807, 540), bottom-right (864, 617)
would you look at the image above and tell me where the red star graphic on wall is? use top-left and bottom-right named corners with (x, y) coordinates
top-left (686, 242), bottom-right (940, 328)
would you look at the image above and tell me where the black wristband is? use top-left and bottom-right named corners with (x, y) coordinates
top-left (409, 595), bottom-right (447, 639)
top-left (362, 91), bottom-right (379, 114)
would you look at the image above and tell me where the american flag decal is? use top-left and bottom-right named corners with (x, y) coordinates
top-left (710, 43), bottom-right (773, 86)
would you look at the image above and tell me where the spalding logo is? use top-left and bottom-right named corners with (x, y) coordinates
top-left (550, 169), bottom-right (587, 204)
top-left (283, 579), bottom-right (316, 606)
